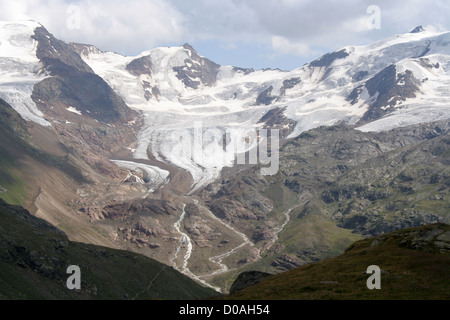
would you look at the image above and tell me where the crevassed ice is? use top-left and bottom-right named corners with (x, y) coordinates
top-left (82, 30), bottom-right (450, 192)
top-left (0, 21), bottom-right (50, 127)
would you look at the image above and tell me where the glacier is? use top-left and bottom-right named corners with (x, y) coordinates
top-left (2, 21), bottom-right (450, 193)
top-left (78, 28), bottom-right (450, 192)
top-left (0, 21), bottom-right (51, 127)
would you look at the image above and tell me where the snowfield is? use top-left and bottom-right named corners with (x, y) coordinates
top-left (79, 28), bottom-right (450, 191)
top-left (1, 21), bottom-right (450, 192)
top-left (0, 21), bottom-right (50, 127)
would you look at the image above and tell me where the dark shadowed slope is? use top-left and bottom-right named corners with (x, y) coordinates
top-left (0, 199), bottom-right (219, 300)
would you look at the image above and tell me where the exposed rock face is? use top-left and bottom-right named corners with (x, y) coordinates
top-left (135, 220), bottom-right (168, 238)
top-left (418, 57), bottom-right (440, 70)
top-left (126, 55), bottom-right (153, 77)
top-left (102, 199), bottom-right (178, 221)
top-left (173, 43), bottom-right (221, 89)
top-left (410, 26), bottom-right (425, 33)
top-left (254, 77), bottom-right (301, 107)
top-left (32, 58), bottom-right (135, 124)
top-left (282, 77), bottom-right (302, 91)
top-left (232, 66), bottom-right (254, 75)
top-left (255, 86), bottom-right (277, 106)
top-left (309, 49), bottom-right (349, 68)
top-left (320, 124), bottom-right (450, 236)
top-left (355, 224), bottom-right (450, 253)
top-left (271, 254), bottom-right (304, 271)
top-left (350, 64), bottom-right (422, 124)
top-left (207, 122), bottom-right (449, 250)
top-left (258, 106), bottom-right (296, 138)
top-left (398, 227), bottom-right (450, 251)
top-left (28, 25), bottom-right (141, 182)
top-left (33, 26), bottom-right (136, 124)
top-left (32, 27), bottom-right (93, 73)
top-left (125, 56), bottom-right (157, 100)
top-left (338, 212), bottom-right (442, 237)
top-left (352, 70), bottom-right (369, 82)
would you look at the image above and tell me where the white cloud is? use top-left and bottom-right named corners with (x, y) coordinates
top-left (271, 36), bottom-right (311, 56)
top-left (0, 0), bottom-right (186, 55)
top-left (423, 24), bottom-right (447, 33)
top-left (1, 0), bottom-right (450, 68)
top-left (0, 1), bottom-right (31, 21)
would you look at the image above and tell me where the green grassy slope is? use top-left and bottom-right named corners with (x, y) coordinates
top-left (225, 224), bottom-right (450, 300)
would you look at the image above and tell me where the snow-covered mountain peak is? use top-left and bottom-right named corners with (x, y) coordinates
top-left (0, 20), bottom-right (42, 33)
top-left (1, 21), bottom-right (450, 192)
top-left (0, 20), bottom-right (42, 62)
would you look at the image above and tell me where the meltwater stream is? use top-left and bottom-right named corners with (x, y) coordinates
top-left (171, 201), bottom-right (256, 292)
top-left (170, 201), bottom-right (296, 293)
top-left (170, 204), bottom-right (222, 292)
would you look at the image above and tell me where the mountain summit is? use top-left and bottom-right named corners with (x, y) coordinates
top-left (410, 25), bottom-right (426, 33)
top-left (0, 21), bottom-right (449, 294)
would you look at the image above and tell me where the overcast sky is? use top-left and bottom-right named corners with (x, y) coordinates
top-left (1, 0), bottom-right (450, 70)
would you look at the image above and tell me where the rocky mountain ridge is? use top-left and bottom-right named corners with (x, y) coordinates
top-left (0, 21), bottom-right (449, 294)
top-left (225, 223), bottom-right (450, 300)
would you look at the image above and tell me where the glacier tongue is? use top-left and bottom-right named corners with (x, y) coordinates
top-left (79, 29), bottom-right (450, 192)
top-left (133, 111), bottom-right (265, 194)
top-left (81, 46), bottom-right (287, 192)
top-left (0, 83), bottom-right (50, 127)
top-left (111, 160), bottom-right (169, 194)
top-left (3, 21), bottom-right (450, 193)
